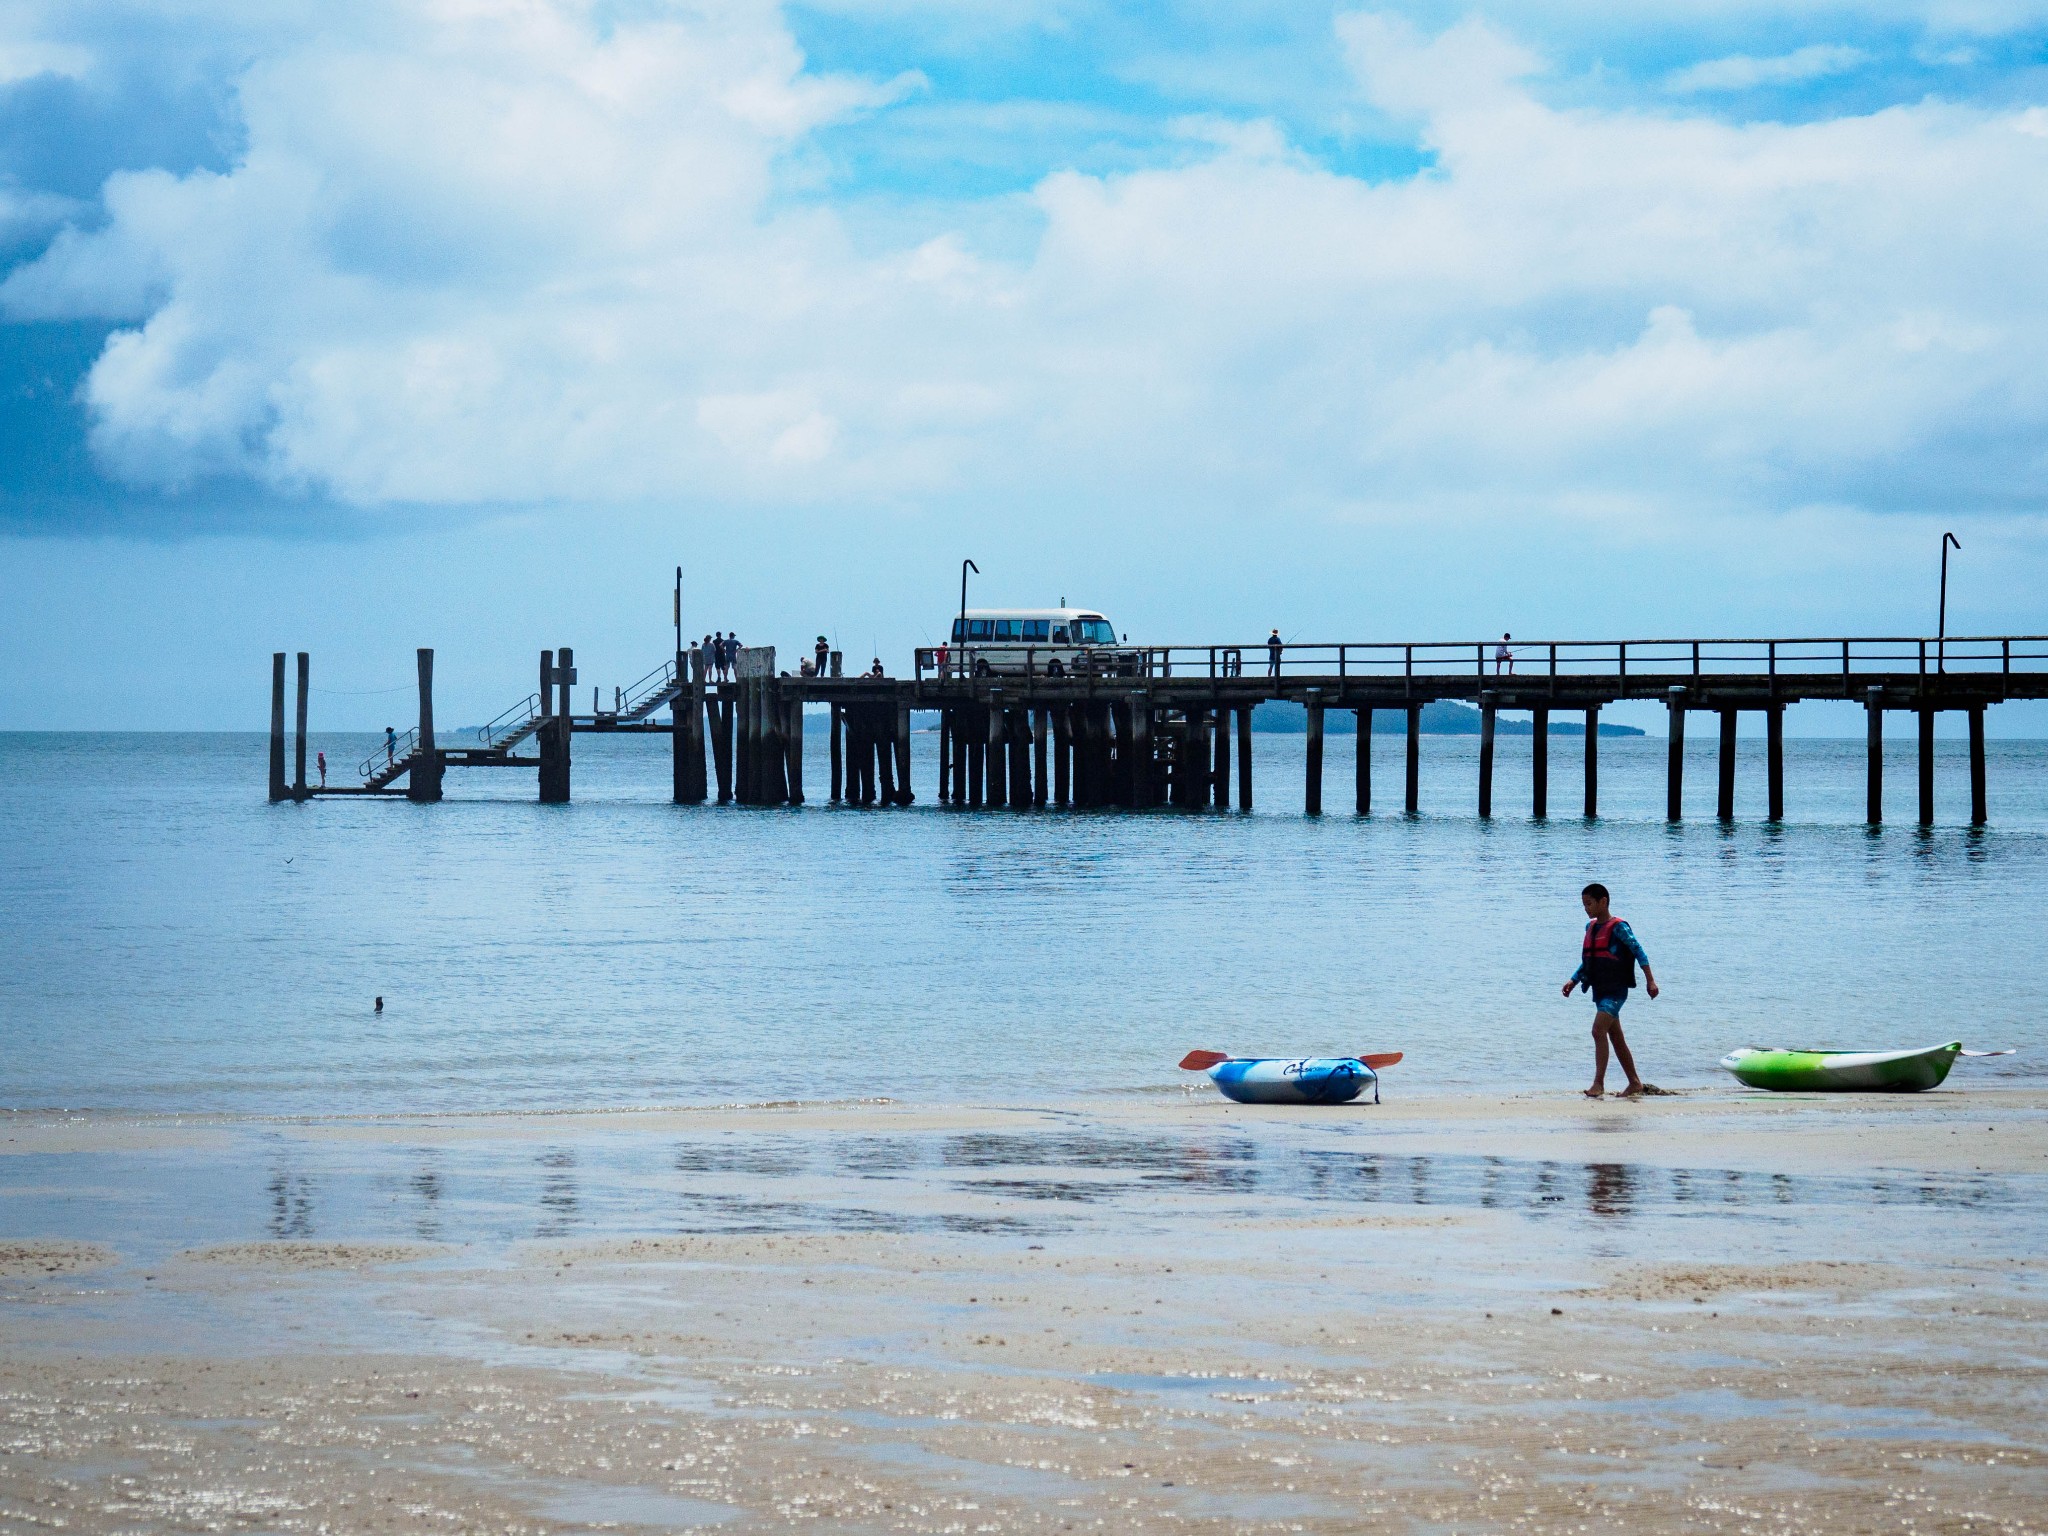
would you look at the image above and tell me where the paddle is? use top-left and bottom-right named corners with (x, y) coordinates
top-left (1179, 1050), bottom-right (1403, 1071)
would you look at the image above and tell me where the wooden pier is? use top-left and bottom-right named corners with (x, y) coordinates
top-left (273, 636), bottom-right (2048, 825)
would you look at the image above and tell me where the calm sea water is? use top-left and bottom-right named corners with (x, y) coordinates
top-left (2, 729), bottom-right (2042, 1114)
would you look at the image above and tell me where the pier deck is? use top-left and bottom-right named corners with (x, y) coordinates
top-left (269, 635), bottom-right (2048, 825)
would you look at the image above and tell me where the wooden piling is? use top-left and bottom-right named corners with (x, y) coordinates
top-left (987, 695), bottom-right (1008, 805)
top-left (1404, 705), bottom-right (1420, 815)
top-left (1052, 706), bottom-right (1072, 806)
top-left (734, 681), bottom-right (754, 804)
top-left (1584, 707), bottom-right (1599, 818)
top-left (829, 704), bottom-right (844, 802)
top-left (966, 705), bottom-right (985, 807)
top-left (1033, 707), bottom-right (1049, 807)
top-left (787, 695), bottom-right (806, 804)
top-left (1213, 700), bottom-right (1231, 809)
top-left (875, 704), bottom-right (898, 806)
top-left (1129, 700), bottom-right (1153, 808)
top-left (937, 711), bottom-right (950, 803)
top-left (710, 693), bottom-right (734, 804)
top-left (1665, 689), bottom-right (1685, 822)
top-left (1305, 697), bottom-right (1324, 816)
top-left (896, 704), bottom-right (914, 806)
top-left (1008, 709), bottom-right (1031, 809)
top-left (1237, 706), bottom-right (1252, 810)
top-left (1531, 707), bottom-right (1548, 819)
top-left (1717, 708), bottom-right (1737, 821)
top-left (409, 647), bottom-right (443, 802)
top-left (1766, 705), bottom-right (1784, 821)
top-left (293, 652), bottom-right (310, 800)
top-left (1865, 688), bottom-right (1883, 825)
top-left (955, 707), bottom-right (973, 805)
top-left (674, 650), bottom-right (706, 804)
top-left (1353, 708), bottom-right (1370, 815)
top-left (1917, 708), bottom-right (1936, 826)
top-left (1969, 706), bottom-right (1987, 825)
top-left (539, 649), bottom-right (568, 804)
top-left (1477, 697), bottom-right (1495, 819)
top-left (269, 653), bottom-right (288, 802)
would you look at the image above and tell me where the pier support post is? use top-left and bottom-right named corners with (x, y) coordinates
top-left (829, 704), bottom-right (843, 802)
top-left (1009, 708), bottom-right (1031, 809)
top-left (1033, 708), bottom-right (1049, 808)
top-left (269, 653), bottom-right (288, 801)
top-left (1584, 707), bottom-right (1599, 818)
top-left (1665, 689), bottom-right (1685, 822)
top-left (874, 703), bottom-right (897, 806)
top-left (1354, 707), bottom-right (1371, 815)
top-left (409, 647), bottom-right (443, 802)
top-left (709, 693), bottom-right (733, 804)
top-left (1918, 707), bottom-right (1935, 827)
top-left (1865, 688), bottom-right (1883, 825)
top-left (1716, 708), bottom-right (1737, 821)
top-left (966, 704), bottom-right (985, 807)
top-left (1532, 707), bottom-right (1548, 819)
top-left (1237, 706), bottom-right (1252, 810)
top-left (539, 649), bottom-right (570, 804)
top-left (1404, 705), bottom-right (1421, 815)
top-left (1130, 700), bottom-right (1154, 808)
top-left (1052, 706), bottom-right (1071, 807)
top-left (735, 682), bottom-right (754, 805)
top-left (1186, 707), bottom-right (1210, 809)
top-left (987, 694), bottom-right (1007, 806)
top-left (674, 649), bottom-right (706, 804)
top-left (293, 652), bottom-right (310, 800)
top-left (937, 710), bottom-right (951, 803)
top-left (1477, 696), bottom-right (1496, 819)
top-left (787, 695), bottom-right (806, 805)
top-left (1213, 701), bottom-right (1230, 808)
top-left (897, 705), bottom-right (914, 806)
top-left (1304, 696), bottom-right (1324, 816)
top-left (1767, 705), bottom-right (1784, 822)
top-left (1969, 706), bottom-right (1987, 825)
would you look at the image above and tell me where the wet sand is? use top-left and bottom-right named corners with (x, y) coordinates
top-left (4, 1088), bottom-right (2045, 1532)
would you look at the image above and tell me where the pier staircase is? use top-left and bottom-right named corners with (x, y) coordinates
top-left (358, 729), bottom-right (420, 789)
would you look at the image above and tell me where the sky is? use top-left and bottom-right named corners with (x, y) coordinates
top-left (1, 0), bottom-right (2045, 730)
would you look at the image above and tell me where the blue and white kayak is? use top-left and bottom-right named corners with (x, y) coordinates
top-left (1180, 1050), bottom-right (1402, 1105)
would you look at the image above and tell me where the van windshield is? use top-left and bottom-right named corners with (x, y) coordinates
top-left (1075, 618), bottom-right (1116, 645)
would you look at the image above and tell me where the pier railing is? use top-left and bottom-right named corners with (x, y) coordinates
top-left (358, 727), bottom-right (417, 781)
top-left (478, 693), bottom-right (543, 748)
top-left (913, 635), bottom-right (2048, 684)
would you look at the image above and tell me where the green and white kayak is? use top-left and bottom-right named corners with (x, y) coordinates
top-left (1720, 1041), bottom-right (1984, 1092)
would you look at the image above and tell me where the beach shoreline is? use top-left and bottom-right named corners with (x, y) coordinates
top-left (4, 1088), bottom-right (2044, 1531)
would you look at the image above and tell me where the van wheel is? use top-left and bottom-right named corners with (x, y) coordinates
top-left (1047, 658), bottom-right (1064, 677)
top-left (973, 658), bottom-right (991, 678)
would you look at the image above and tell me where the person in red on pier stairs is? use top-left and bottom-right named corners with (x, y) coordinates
top-left (1562, 882), bottom-right (1660, 1098)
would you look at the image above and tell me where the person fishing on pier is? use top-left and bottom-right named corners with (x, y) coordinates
top-left (1267, 629), bottom-right (1283, 677)
top-left (815, 636), bottom-right (830, 677)
top-left (1496, 633), bottom-right (1515, 675)
top-left (1563, 882), bottom-right (1658, 1098)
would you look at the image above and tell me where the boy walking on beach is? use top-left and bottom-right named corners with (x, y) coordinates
top-left (1562, 882), bottom-right (1659, 1098)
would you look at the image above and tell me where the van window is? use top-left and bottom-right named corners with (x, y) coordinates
top-left (995, 619), bottom-right (1020, 640)
top-left (967, 619), bottom-right (992, 640)
top-left (951, 618), bottom-right (964, 642)
top-left (1024, 620), bottom-right (1050, 641)
top-left (1076, 618), bottom-right (1116, 645)
top-left (1052, 625), bottom-right (1070, 644)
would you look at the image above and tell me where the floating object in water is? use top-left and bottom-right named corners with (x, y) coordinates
top-left (1178, 1050), bottom-right (1402, 1105)
top-left (1720, 1041), bottom-right (2014, 1093)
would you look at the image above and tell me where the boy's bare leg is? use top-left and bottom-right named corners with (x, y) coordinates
top-left (1609, 1019), bottom-right (1646, 1096)
top-left (1586, 1014), bottom-right (1614, 1097)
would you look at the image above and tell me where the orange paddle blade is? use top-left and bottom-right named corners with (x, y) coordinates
top-left (1179, 1049), bottom-right (1230, 1071)
top-left (1358, 1052), bottom-right (1403, 1069)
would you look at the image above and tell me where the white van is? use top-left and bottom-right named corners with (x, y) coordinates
top-left (941, 608), bottom-right (1142, 678)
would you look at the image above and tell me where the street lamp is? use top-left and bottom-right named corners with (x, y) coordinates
top-left (1938, 531), bottom-right (1961, 673)
top-left (958, 559), bottom-right (978, 679)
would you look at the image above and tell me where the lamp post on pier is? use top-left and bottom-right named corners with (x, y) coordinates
top-left (958, 558), bottom-right (979, 680)
top-left (1938, 532), bottom-right (1960, 673)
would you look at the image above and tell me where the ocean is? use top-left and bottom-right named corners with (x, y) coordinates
top-left (3, 729), bottom-right (2042, 1114)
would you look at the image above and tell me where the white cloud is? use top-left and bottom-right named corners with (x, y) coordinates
top-left (4, 2), bottom-right (2048, 526)
top-left (1664, 43), bottom-right (1871, 94)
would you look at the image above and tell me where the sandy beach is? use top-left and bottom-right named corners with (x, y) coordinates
top-left (4, 1086), bottom-right (2045, 1533)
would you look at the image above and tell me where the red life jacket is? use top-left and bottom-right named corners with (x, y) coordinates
top-left (1582, 917), bottom-right (1637, 992)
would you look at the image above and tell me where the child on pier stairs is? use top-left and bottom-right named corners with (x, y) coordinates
top-left (1562, 882), bottom-right (1659, 1098)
